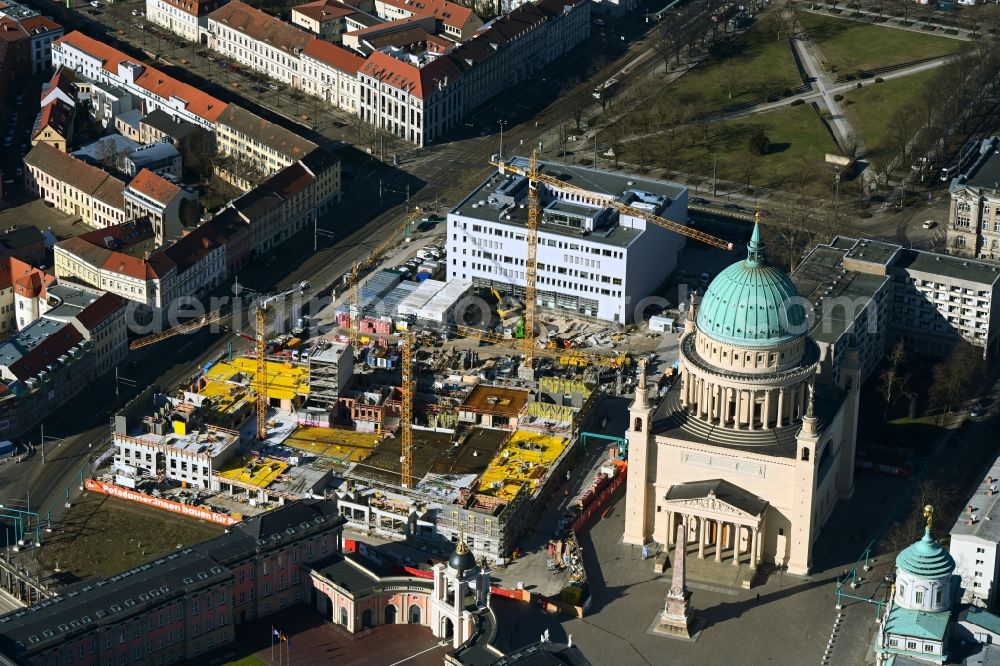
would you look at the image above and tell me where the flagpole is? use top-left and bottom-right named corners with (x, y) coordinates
top-left (271, 626), bottom-right (274, 663)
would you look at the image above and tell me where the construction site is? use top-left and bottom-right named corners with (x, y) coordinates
top-left (92, 153), bottom-right (738, 565)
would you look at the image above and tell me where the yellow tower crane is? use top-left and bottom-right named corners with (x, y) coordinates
top-left (348, 208), bottom-right (424, 350)
top-left (523, 151), bottom-right (541, 370)
top-left (492, 156), bottom-right (735, 251)
top-left (400, 331), bottom-right (414, 489)
top-left (254, 282), bottom-right (310, 441)
top-left (129, 310), bottom-right (227, 350)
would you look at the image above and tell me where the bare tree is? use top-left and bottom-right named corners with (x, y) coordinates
top-left (878, 341), bottom-right (911, 420)
top-left (929, 341), bottom-right (984, 414)
top-left (895, 0), bottom-right (911, 24)
top-left (737, 152), bottom-right (760, 192)
top-left (723, 60), bottom-right (743, 100)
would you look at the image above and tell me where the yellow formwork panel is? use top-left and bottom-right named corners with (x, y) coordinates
top-left (476, 430), bottom-right (569, 501)
top-left (202, 357), bottom-right (309, 401)
top-left (283, 426), bottom-right (380, 464)
top-left (217, 454), bottom-right (288, 488)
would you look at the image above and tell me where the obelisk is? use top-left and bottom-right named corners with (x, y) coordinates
top-left (658, 520), bottom-right (694, 636)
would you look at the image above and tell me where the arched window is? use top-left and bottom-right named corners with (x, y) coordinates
top-left (634, 417), bottom-right (643, 433)
top-left (801, 448), bottom-right (810, 461)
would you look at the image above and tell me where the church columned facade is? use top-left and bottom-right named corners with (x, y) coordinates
top-left (624, 221), bottom-right (862, 575)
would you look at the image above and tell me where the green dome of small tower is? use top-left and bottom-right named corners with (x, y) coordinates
top-left (696, 219), bottom-right (806, 347)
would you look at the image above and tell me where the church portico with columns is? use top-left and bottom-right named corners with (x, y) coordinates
top-left (624, 219), bottom-right (862, 578)
top-left (661, 480), bottom-right (769, 569)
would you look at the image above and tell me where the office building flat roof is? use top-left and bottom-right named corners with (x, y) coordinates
top-left (895, 248), bottom-right (1000, 285)
top-left (841, 237), bottom-right (901, 268)
top-left (450, 156), bottom-right (686, 249)
top-left (951, 453), bottom-right (1000, 543)
top-left (792, 245), bottom-right (890, 344)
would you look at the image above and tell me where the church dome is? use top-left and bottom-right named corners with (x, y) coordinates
top-left (696, 223), bottom-right (806, 348)
top-left (896, 527), bottom-right (955, 579)
top-left (448, 537), bottom-right (476, 573)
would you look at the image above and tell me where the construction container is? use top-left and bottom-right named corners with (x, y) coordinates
top-left (361, 269), bottom-right (404, 302)
top-left (397, 279), bottom-right (445, 317)
top-left (416, 279), bottom-right (473, 324)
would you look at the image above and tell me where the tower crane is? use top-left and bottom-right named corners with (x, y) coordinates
top-left (254, 281), bottom-right (310, 441)
top-left (522, 151), bottom-right (541, 371)
top-left (348, 208), bottom-right (424, 350)
top-left (129, 310), bottom-right (227, 350)
top-left (400, 331), bottom-right (414, 489)
top-left (491, 156), bottom-right (735, 251)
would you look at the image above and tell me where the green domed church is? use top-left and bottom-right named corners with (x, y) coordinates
top-left (623, 219), bottom-right (862, 576)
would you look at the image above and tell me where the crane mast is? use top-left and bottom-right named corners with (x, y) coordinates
top-left (400, 332), bottom-right (414, 489)
top-left (524, 150), bottom-right (540, 370)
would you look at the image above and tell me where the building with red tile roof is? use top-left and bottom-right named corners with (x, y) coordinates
top-left (300, 38), bottom-right (364, 112)
top-left (342, 16), bottom-right (452, 54)
top-left (208, 1), bottom-right (313, 86)
top-left (23, 143), bottom-right (127, 230)
top-left (356, 49), bottom-right (461, 146)
top-left (31, 97), bottom-right (75, 152)
top-left (146, 0), bottom-right (231, 42)
top-left (372, 0), bottom-right (479, 39)
top-left (39, 65), bottom-right (79, 108)
top-left (0, 11), bottom-right (62, 76)
top-left (52, 31), bottom-right (227, 129)
top-left (356, 0), bottom-right (589, 147)
top-left (125, 169), bottom-right (198, 246)
top-left (292, 0), bottom-right (366, 41)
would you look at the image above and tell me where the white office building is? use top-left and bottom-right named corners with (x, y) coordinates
top-left (446, 157), bottom-right (689, 323)
top-left (951, 454), bottom-right (1000, 608)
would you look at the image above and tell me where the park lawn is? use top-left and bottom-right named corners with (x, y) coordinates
top-left (844, 68), bottom-right (938, 151)
top-left (799, 13), bottom-right (967, 74)
top-left (663, 22), bottom-right (801, 110)
top-left (617, 104), bottom-right (839, 190)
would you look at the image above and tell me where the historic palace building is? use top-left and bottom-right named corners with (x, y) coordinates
top-left (624, 221), bottom-right (862, 576)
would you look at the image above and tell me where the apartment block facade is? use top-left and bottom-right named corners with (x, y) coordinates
top-left (207, 1), bottom-right (313, 87)
top-left (23, 143), bottom-right (126, 230)
top-left (146, 0), bottom-right (230, 42)
top-left (52, 31), bottom-right (228, 130)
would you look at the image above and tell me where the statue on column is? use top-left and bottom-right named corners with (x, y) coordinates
top-left (656, 520), bottom-right (696, 638)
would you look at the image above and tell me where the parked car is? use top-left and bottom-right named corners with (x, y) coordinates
top-left (131, 9), bottom-right (140, 15)
top-left (89, 1), bottom-right (101, 7)
top-left (922, 220), bottom-right (936, 229)
top-left (267, 82), bottom-right (279, 91)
